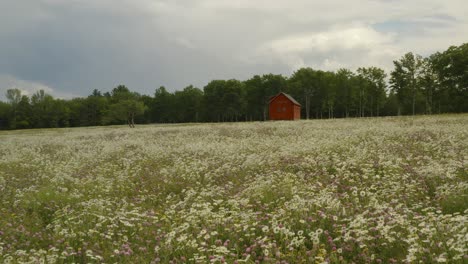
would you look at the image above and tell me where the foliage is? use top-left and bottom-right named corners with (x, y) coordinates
top-left (106, 100), bottom-right (146, 127)
top-left (0, 43), bottom-right (467, 130)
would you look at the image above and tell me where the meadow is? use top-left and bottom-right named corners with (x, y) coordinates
top-left (0, 115), bottom-right (467, 263)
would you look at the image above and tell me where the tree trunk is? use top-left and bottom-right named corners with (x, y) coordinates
top-left (411, 72), bottom-right (416, 116)
top-left (359, 89), bottom-right (362, 117)
top-left (427, 89), bottom-right (433, 115)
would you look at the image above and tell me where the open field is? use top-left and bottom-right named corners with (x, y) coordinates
top-left (0, 115), bottom-right (467, 263)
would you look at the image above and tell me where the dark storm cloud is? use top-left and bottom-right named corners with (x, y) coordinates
top-left (0, 0), bottom-right (467, 100)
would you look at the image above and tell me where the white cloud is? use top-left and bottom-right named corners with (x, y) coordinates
top-left (265, 25), bottom-right (396, 54)
top-left (0, 75), bottom-right (53, 99)
top-left (0, 75), bottom-right (77, 101)
top-left (247, 25), bottom-right (400, 73)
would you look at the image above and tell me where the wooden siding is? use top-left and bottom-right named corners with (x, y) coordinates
top-left (269, 93), bottom-right (301, 120)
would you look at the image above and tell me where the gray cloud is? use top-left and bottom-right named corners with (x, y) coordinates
top-left (1, 0), bottom-right (467, 100)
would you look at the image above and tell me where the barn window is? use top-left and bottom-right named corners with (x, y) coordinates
top-left (277, 107), bottom-right (282, 112)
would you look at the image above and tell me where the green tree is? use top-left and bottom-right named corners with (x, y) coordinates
top-left (357, 67), bottom-right (387, 117)
top-left (107, 100), bottom-right (146, 127)
top-left (84, 91), bottom-right (108, 126)
top-left (30, 90), bottom-right (56, 128)
top-left (0, 101), bottom-right (11, 129)
top-left (419, 57), bottom-right (438, 114)
top-left (289, 68), bottom-right (319, 119)
top-left (390, 52), bottom-right (424, 115)
top-left (244, 75), bottom-right (264, 121)
top-left (5, 88), bottom-right (22, 129)
top-left (106, 85), bottom-right (146, 127)
top-left (52, 99), bottom-right (70, 127)
top-left (203, 80), bottom-right (226, 122)
top-left (321, 71), bottom-right (337, 118)
top-left (173, 85), bottom-right (203, 122)
top-left (139, 95), bottom-right (154, 123)
top-left (15, 95), bottom-right (32, 128)
top-left (153, 86), bottom-right (175, 123)
top-left (110, 85), bottom-right (135, 102)
top-left (222, 80), bottom-right (246, 122)
top-left (335, 69), bottom-right (355, 118)
top-left (431, 43), bottom-right (468, 113)
top-left (67, 98), bottom-right (86, 127)
top-left (242, 74), bottom-right (286, 121)
top-left (382, 90), bottom-right (399, 116)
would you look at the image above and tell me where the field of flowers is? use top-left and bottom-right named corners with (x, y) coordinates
top-left (0, 115), bottom-right (467, 263)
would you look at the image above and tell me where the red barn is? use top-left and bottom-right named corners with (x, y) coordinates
top-left (268, 92), bottom-right (301, 120)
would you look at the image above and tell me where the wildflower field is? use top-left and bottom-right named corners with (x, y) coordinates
top-left (0, 115), bottom-right (467, 263)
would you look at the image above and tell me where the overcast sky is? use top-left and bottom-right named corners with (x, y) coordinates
top-left (0, 0), bottom-right (467, 100)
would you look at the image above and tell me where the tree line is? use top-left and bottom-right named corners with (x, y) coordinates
top-left (0, 43), bottom-right (466, 129)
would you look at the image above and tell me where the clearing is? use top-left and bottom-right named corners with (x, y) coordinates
top-left (0, 115), bottom-right (467, 263)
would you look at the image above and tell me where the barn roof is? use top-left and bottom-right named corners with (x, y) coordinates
top-left (269, 92), bottom-right (301, 106)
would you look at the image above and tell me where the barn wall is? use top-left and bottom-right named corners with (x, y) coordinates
top-left (294, 105), bottom-right (301, 120)
top-left (269, 94), bottom-right (295, 120)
